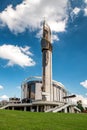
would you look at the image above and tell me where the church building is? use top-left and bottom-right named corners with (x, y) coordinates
top-left (0, 22), bottom-right (80, 113)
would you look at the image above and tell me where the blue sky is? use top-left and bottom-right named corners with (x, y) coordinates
top-left (0, 0), bottom-right (87, 105)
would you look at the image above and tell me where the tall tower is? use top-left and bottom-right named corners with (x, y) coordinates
top-left (41, 21), bottom-right (53, 101)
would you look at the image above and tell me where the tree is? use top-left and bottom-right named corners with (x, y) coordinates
top-left (77, 100), bottom-right (84, 112)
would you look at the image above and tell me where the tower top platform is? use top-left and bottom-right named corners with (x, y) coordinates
top-left (42, 21), bottom-right (51, 43)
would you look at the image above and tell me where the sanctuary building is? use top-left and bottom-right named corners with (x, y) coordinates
top-left (0, 22), bottom-right (80, 113)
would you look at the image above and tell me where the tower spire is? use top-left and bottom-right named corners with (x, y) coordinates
top-left (43, 16), bottom-right (47, 26)
top-left (43, 17), bottom-right (46, 26)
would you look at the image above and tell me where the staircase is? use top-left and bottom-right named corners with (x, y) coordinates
top-left (0, 104), bottom-right (10, 109)
top-left (45, 103), bottom-right (70, 113)
top-left (53, 103), bottom-right (70, 113)
top-left (45, 106), bottom-right (58, 112)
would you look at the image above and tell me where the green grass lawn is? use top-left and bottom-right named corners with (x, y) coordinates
top-left (0, 110), bottom-right (87, 130)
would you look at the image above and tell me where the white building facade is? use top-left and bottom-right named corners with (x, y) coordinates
top-left (21, 76), bottom-right (67, 103)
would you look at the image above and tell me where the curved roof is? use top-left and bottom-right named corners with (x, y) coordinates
top-left (22, 76), bottom-right (67, 91)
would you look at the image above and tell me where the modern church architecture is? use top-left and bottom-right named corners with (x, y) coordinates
top-left (0, 22), bottom-right (80, 113)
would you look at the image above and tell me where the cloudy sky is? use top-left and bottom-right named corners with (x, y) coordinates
top-left (0, 0), bottom-right (87, 106)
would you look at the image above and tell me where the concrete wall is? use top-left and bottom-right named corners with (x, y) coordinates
top-left (35, 83), bottom-right (42, 100)
top-left (21, 80), bottom-right (67, 103)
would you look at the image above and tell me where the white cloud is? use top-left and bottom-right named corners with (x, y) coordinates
top-left (52, 34), bottom-right (59, 43)
top-left (0, 85), bottom-right (4, 90)
top-left (0, 95), bottom-right (9, 100)
top-left (84, 0), bottom-right (87, 16)
top-left (72, 7), bottom-right (80, 15)
top-left (84, 8), bottom-right (87, 16)
top-left (0, 0), bottom-right (69, 40)
top-left (80, 80), bottom-right (87, 89)
top-left (70, 1), bottom-right (87, 18)
top-left (0, 44), bottom-right (35, 67)
top-left (17, 86), bottom-right (21, 90)
top-left (85, 0), bottom-right (87, 4)
top-left (20, 46), bottom-right (32, 55)
top-left (71, 94), bottom-right (87, 107)
top-left (70, 7), bottom-right (81, 21)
